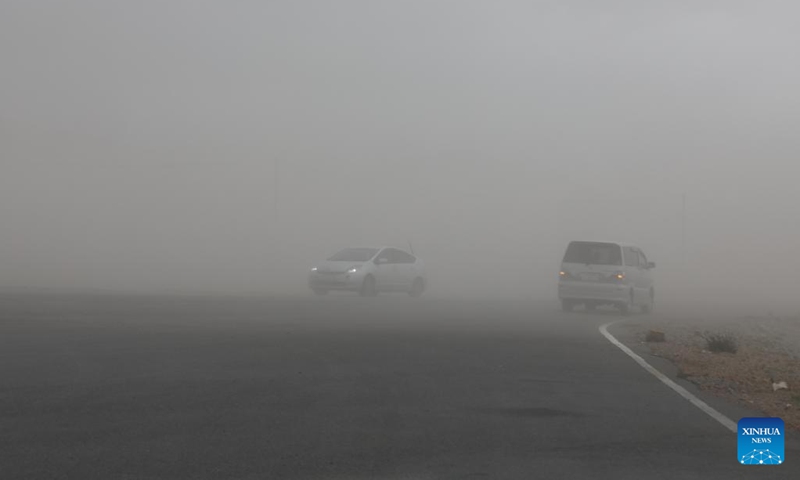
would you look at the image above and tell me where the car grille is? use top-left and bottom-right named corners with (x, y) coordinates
top-left (314, 272), bottom-right (346, 286)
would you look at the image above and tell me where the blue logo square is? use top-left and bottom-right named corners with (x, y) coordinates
top-left (738, 417), bottom-right (784, 465)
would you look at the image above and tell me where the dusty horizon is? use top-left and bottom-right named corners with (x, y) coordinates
top-left (2, 1), bottom-right (799, 312)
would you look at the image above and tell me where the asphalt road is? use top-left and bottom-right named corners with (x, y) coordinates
top-left (1, 293), bottom-right (797, 479)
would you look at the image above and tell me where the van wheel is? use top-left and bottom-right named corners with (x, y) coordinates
top-left (561, 299), bottom-right (574, 312)
top-left (619, 291), bottom-right (633, 316)
top-left (641, 289), bottom-right (654, 314)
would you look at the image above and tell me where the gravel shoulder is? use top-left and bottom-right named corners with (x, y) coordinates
top-left (611, 311), bottom-right (800, 432)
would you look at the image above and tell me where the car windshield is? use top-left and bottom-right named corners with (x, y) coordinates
top-left (563, 242), bottom-right (622, 266)
top-left (327, 248), bottom-right (379, 262)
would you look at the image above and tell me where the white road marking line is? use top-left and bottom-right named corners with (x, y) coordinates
top-left (599, 320), bottom-right (737, 433)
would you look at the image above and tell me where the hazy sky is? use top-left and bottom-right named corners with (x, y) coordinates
top-left (2, 1), bottom-right (799, 301)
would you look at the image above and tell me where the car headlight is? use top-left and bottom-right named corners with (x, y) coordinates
top-left (347, 268), bottom-right (358, 274)
top-left (310, 267), bottom-right (318, 272)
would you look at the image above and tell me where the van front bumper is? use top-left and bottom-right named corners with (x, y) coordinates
top-left (558, 281), bottom-right (630, 303)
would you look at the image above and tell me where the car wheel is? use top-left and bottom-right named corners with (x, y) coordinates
top-left (561, 299), bottom-right (574, 312)
top-left (360, 275), bottom-right (377, 297)
top-left (313, 289), bottom-right (328, 296)
top-left (409, 278), bottom-right (425, 297)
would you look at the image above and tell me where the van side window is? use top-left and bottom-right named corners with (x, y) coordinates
top-left (624, 247), bottom-right (639, 267)
top-left (639, 251), bottom-right (648, 267)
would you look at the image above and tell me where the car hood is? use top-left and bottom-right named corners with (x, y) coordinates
top-left (314, 261), bottom-right (366, 273)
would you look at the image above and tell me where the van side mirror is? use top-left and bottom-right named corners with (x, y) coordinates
top-left (647, 262), bottom-right (656, 269)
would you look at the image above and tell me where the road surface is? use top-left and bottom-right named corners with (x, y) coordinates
top-left (1, 293), bottom-right (796, 479)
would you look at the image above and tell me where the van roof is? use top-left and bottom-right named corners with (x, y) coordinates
top-left (567, 240), bottom-right (639, 249)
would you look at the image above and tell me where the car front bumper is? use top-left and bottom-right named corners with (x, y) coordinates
top-left (308, 271), bottom-right (366, 291)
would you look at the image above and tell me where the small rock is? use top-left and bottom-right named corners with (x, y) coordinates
top-left (772, 381), bottom-right (788, 392)
top-left (645, 330), bottom-right (666, 342)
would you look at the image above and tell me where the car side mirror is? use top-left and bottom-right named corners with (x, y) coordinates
top-left (647, 262), bottom-right (656, 269)
top-left (376, 258), bottom-right (389, 265)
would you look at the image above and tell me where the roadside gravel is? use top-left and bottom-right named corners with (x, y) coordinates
top-left (620, 312), bottom-right (800, 431)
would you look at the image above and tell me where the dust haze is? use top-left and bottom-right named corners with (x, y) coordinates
top-left (2, 1), bottom-right (799, 314)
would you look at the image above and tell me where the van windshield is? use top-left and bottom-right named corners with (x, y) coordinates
top-left (563, 242), bottom-right (622, 266)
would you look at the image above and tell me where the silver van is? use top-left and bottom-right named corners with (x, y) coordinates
top-left (557, 241), bottom-right (655, 314)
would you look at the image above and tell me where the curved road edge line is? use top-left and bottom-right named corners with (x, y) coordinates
top-left (599, 320), bottom-right (737, 433)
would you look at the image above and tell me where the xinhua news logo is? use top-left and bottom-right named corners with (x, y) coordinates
top-left (738, 417), bottom-right (784, 465)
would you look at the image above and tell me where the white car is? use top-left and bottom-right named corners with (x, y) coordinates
top-left (557, 240), bottom-right (655, 314)
top-left (308, 247), bottom-right (427, 297)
